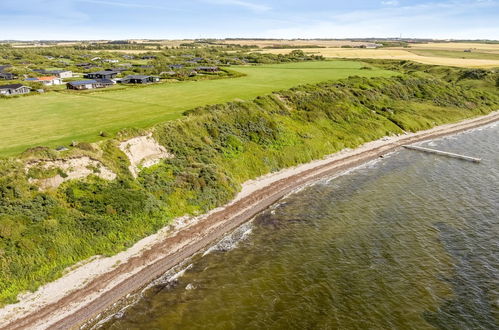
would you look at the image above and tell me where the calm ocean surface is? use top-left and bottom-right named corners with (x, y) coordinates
top-left (101, 123), bottom-right (499, 330)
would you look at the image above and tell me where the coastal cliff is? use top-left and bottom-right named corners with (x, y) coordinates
top-left (0, 63), bottom-right (498, 308)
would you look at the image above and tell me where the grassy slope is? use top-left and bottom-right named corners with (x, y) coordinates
top-left (0, 68), bottom-right (497, 305)
top-left (0, 61), bottom-right (394, 156)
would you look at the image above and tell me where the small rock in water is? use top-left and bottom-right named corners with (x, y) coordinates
top-left (185, 283), bottom-right (195, 290)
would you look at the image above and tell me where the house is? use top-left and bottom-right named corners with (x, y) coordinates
top-left (84, 71), bottom-right (118, 79)
top-left (169, 64), bottom-right (184, 69)
top-left (123, 55), bottom-right (135, 60)
top-left (119, 75), bottom-right (160, 84)
top-left (106, 67), bottom-right (128, 73)
top-left (46, 70), bottom-right (73, 79)
top-left (0, 72), bottom-right (16, 80)
top-left (66, 79), bottom-right (114, 90)
top-left (91, 57), bottom-right (102, 61)
top-left (0, 65), bottom-right (12, 72)
top-left (102, 59), bottom-right (119, 63)
top-left (141, 55), bottom-right (157, 60)
top-left (197, 66), bottom-right (220, 73)
top-left (33, 69), bottom-right (73, 79)
top-left (0, 84), bottom-right (31, 96)
top-left (25, 76), bottom-right (63, 86)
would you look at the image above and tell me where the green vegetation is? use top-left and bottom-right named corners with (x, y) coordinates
top-left (0, 63), bottom-right (497, 305)
top-left (0, 61), bottom-right (394, 156)
top-left (0, 45), bottom-right (320, 79)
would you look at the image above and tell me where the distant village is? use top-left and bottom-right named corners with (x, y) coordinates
top-left (0, 44), bottom-right (322, 97)
top-left (0, 54), bottom-right (225, 96)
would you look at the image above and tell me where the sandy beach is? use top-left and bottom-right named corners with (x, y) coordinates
top-left (1, 111), bottom-right (498, 330)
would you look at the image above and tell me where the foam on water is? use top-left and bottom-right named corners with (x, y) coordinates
top-left (203, 221), bottom-right (254, 256)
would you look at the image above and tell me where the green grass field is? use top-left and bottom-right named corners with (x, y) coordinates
top-left (0, 61), bottom-right (394, 156)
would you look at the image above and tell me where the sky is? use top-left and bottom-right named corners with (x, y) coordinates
top-left (0, 0), bottom-right (498, 40)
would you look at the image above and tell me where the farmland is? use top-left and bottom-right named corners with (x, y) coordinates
top-left (263, 44), bottom-right (499, 68)
top-left (0, 60), bottom-right (394, 156)
top-left (406, 49), bottom-right (499, 60)
top-left (408, 42), bottom-right (499, 51)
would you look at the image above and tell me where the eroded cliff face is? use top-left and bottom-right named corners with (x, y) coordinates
top-left (119, 134), bottom-right (174, 178)
top-left (26, 157), bottom-right (117, 190)
top-left (23, 134), bottom-right (174, 190)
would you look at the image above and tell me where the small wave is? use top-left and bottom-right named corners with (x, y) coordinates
top-left (203, 222), bottom-right (253, 256)
top-left (150, 263), bottom-right (194, 288)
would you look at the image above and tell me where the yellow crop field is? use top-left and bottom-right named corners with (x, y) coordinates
top-left (409, 42), bottom-right (499, 52)
top-left (263, 47), bottom-right (499, 68)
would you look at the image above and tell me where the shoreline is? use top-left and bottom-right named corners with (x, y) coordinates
top-left (1, 111), bottom-right (498, 330)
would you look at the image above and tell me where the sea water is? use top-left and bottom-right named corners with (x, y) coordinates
top-left (101, 123), bottom-right (499, 330)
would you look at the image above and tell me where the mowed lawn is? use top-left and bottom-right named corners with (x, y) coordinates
top-left (0, 61), bottom-right (394, 156)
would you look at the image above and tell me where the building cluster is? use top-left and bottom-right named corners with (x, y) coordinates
top-left (0, 57), bottom-right (221, 95)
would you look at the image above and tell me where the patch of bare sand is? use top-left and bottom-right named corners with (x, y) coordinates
top-left (119, 134), bottom-right (173, 177)
top-left (26, 157), bottom-right (116, 190)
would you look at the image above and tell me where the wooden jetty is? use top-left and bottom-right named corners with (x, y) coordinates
top-left (402, 145), bottom-right (481, 163)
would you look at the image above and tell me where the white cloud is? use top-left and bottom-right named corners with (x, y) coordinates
top-left (263, 0), bottom-right (499, 39)
top-left (202, 0), bottom-right (271, 12)
top-left (76, 0), bottom-right (168, 9)
top-left (381, 0), bottom-right (399, 5)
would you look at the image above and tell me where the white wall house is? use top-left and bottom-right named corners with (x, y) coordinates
top-left (26, 76), bottom-right (63, 86)
top-left (47, 70), bottom-right (73, 79)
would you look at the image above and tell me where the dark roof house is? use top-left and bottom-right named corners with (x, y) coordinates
top-left (0, 84), bottom-right (30, 96)
top-left (106, 67), bottom-right (128, 73)
top-left (67, 79), bottom-right (114, 90)
top-left (84, 71), bottom-right (118, 79)
top-left (119, 75), bottom-right (160, 84)
top-left (0, 72), bottom-right (16, 80)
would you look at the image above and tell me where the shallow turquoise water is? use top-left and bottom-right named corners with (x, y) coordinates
top-left (101, 123), bottom-right (499, 330)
